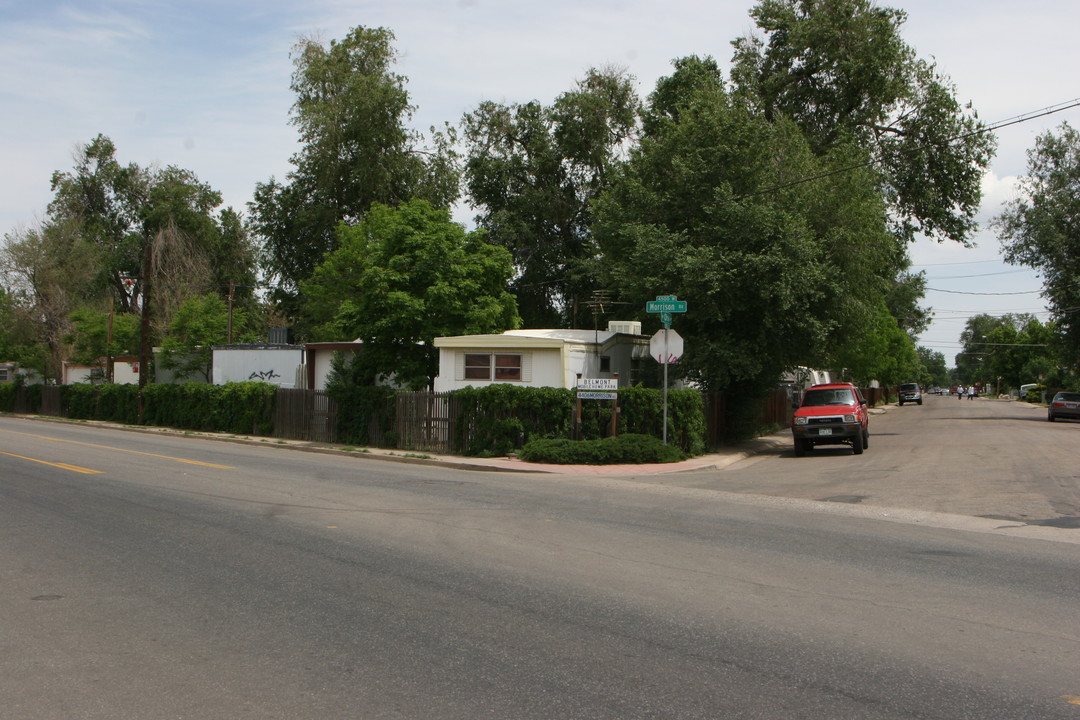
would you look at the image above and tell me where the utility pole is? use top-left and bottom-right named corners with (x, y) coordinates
top-left (107, 296), bottom-right (114, 384)
top-left (137, 239), bottom-right (152, 424)
top-left (227, 280), bottom-right (235, 344)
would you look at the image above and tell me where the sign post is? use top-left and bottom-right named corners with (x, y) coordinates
top-left (576, 376), bottom-right (621, 438)
top-left (645, 296), bottom-right (687, 444)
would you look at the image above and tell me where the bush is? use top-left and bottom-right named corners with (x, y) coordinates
top-left (451, 385), bottom-right (574, 456)
top-left (51, 382), bottom-right (277, 434)
top-left (519, 433), bottom-right (686, 465)
top-left (1025, 384), bottom-right (1047, 403)
top-left (0, 383), bottom-right (15, 412)
top-left (616, 386), bottom-right (706, 454)
top-left (62, 383), bottom-right (138, 422)
top-left (328, 384), bottom-right (396, 446)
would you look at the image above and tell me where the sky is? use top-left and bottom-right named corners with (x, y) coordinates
top-left (3, 0), bottom-right (1079, 366)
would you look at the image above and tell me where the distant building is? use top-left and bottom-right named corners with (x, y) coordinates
top-left (61, 356), bottom-right (140, 385)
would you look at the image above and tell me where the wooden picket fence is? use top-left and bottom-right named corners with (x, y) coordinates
top-left (272, 388), bottom-right (338, 443)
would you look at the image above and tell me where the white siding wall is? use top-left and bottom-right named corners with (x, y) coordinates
top-left (212, 348), bottom-right (304, 387)
top-left (113, 361), bottom-right (140, 385)
top-left (434, 348), bottom-right (566, 392)
top-left (314, 351), bottom-right (337, 391)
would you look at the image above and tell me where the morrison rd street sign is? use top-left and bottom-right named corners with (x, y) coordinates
top-left (645, 296), bottom-right (687, 314)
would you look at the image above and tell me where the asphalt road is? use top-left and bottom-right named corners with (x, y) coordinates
top-left (666, 393), bottom-right (1080, 526)
top-left (2, 412), bottom-right (1079, 719)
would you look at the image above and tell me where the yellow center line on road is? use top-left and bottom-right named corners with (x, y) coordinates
top-left (0, 449), bottom-right (103, 475)
top-left (0, 429), bottom-right (235, 469)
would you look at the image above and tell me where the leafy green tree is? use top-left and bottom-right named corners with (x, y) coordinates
top-left (38, 136), bottom-right (257, 386)
top-left (954, 314), bottom-right (1058, 390)
top-left (916, 346), bottom-right (950, 389)
top-left (0, 286), bottom-right (46, 372)
top-left (462, 67), bottom-right (640, 328)
top-left (594, 56), bottom-right (899, 401)
top-left (159, 293), bottom-right (250, 382)
top-left (830, 301), bottom-right (919, 388)
top-left (731, 0), bottom-right (995, 245)
top-left (1, 219), bottom-right (101, 380)
top-left (47, 135), bottom-right (151, 312)
top-left (46, 136), bottom-right (257, 336)
top-left (887, 270), bottom-right (930, 337)
top-left (251, 26), bottom-right (460, 308)
top-left (955, 313), bottom-right (1004, 384)
top-left (301, 200), bottom-right (520, 388)
top-left (979, 316), bottom-right (1057, 392)
top-left (67, 307), bottom-right (140, 364)
top-left (994, 122), bottom-right (1080, 369)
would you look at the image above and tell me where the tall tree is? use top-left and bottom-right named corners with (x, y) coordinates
top-left (731, 0), bottom-right (995, 245)
top-left (47, 134), bottom-right (151, 313)
top-left (0, 286), bottom-right (43, 370)
top-left (47, 137), bottom-right (255, 325)
top-left (301, 200), bottom-right (519, 388)
top-left (0, 220), bottom-right (101, 380)
top-left (916, 346), bottom-right (950, 389)
top-left (250, 26), bottom-right (460, 308)
top-left (13, 136), bottom-right (256, 381)
top-left (994, 122), bottom-right (1080, 368)
top-left (954, 313), bottom-right (1045, 387)
top-left (463, 67), bottom-right (640, 328)
top-left (594, 56), bottom-right (899, 403)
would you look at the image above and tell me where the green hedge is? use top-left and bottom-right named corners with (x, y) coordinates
top-left (613, 386), bottom-right (706, 455)
top-left (144, 382), bottom-right (276, 435)
top-left (3, 380), bottom-right (707, 460)
top-left (451, 385), bottom-right (574, 457)
top-left (519, 433), bottom-right (686, 464)
top-left (448, 384), bottom-right (705, 457)
top-left (0, 383), bottom-right (18, 412)
top-left (62, 383), bottom-right (139, 424)
top-left (56, 381), bottom-right (276, 435)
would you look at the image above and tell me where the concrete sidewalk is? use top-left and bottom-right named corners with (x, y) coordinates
top-left (378, 433), bottom-right (794, 476)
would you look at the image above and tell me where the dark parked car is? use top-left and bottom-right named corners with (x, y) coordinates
top-left (1047, 392), bottom-right (1080, 422)
top-left (898, 383), bottom-right (922, 406)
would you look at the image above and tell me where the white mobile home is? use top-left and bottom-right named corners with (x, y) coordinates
top-left (433, 321), bottom-right (650, 393)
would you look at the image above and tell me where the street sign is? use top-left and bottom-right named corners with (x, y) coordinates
top-left (650, 329), bottom-right (684, 364)
top-left (577, 391), bottom-right (618, 400)
top-left (578, 378), bottom-right (618, 391)
top-left (646, 298), bottom-right (687, 313)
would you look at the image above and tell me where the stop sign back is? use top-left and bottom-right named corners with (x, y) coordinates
top-left (650, 329), bottom-right (683, 364)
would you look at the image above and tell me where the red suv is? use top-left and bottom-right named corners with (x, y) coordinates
top-left (791, 383), bottom-right (870, 456)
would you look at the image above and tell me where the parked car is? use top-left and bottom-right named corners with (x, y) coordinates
top-left (1047, 391), bottom-right (1080, 422)
top-left (791, 383), bottom-right (870, 456)
top-left (898, 383), bottom-right (922, 406)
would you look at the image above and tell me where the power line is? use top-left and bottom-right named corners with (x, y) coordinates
top-left (732, 97), bottom-right (1080, 201)
top-left (926, 287), bottom-right (1042, 295)
top-left (911, 259), bottom-right (1009, 267)
top-left (926, 269), bottom-right (1035, 280)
